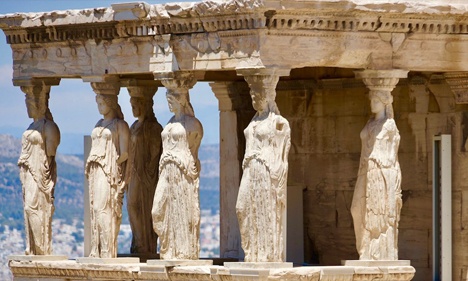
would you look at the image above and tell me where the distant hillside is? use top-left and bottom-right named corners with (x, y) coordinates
top-left (0, 135), bottom-right (86, 231)
top-left (0, 134), bottom-right (219, 232)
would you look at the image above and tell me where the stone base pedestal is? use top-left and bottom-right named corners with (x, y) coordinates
top-left (76, 257), bottom-right (140, 264)
top-left (9, 255), bottom-right (68, 262)
top-left (8, 259), bottom-right (414, 281)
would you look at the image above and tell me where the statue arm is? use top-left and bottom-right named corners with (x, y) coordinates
top-left (116, 120), bottom-right (130, 201)
top-left (275, 117), bottom-right (291, 204)
top-left (44, 121), bottom-right (61, 157)
top-left (187, 118), bottom-right (203, 163)
top-left (117, 121), bottom-right (130, 165)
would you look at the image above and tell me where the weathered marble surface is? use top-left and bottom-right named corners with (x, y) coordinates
top-left (127, 87), bottom-right (163, 254)
top-left (236, 70), bottom-right (291, 262)
top-left (152, 73), bottom-right (203, 260)
top-left (351, 71), bottom-right (404, 260)
top-left (85, 94), bottom-right (130, 258)
top-left (18, 86), bottom-right (60, 255)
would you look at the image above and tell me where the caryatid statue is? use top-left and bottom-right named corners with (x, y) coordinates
top-left (236, 70), bottom-right (291, 262)
top-left (152, 73), bottom-right (203, 260)
top-left (126, 85), bottom-right (163, 254)
top-left (18, 85), bottom-right (60, 255)
top-left (85, 91), bottom-right (130, 258)
top-left (351, 70), bottom-right (406, 260)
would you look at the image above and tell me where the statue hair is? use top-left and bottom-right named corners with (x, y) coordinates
top-left (25, 89), bottom-right (54, 121)
top-left (130, 96), bottom-right (156, 122)
top-left (97, 94), bottom-right (124, 120)
top-left (370, 90), bottom-right (394, 119)
top-left (167, 90), bottom-right (195, 117)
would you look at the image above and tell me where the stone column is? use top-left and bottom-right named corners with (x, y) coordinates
top-left (82, 75), bottom-right (127, 258)
top-left (351, 69), bottom-right (408, 261)
top-left (235, 68), bottom-right (291, 263)
top-left (210, 81), bottom-right (254, 260)
top-left (152, 71), bottom-right (206, 261)
top-left (15, 78), bottom-right (61, 257)
top-left (121, 79), bottom-right (162, 256)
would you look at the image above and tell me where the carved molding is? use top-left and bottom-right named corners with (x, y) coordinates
top-left (2, 2), bottom-right (468, 46)
top-left (4, 23), bottom-right (118, 45)
top-left (266, 12), bottom-right (468, 35)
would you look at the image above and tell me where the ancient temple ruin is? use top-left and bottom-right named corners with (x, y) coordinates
top-left (2, 0), bottom-right (468, 280)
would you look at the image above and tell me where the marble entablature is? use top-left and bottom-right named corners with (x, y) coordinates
top-left (0, 0), bottom-right (468, 84)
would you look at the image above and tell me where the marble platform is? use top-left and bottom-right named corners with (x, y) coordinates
top-left (8, 258), bottom-right (415, 281)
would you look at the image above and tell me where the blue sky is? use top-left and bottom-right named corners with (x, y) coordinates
top-left (0, 0), bottom-right (220, 154)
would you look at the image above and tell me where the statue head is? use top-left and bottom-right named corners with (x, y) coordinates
top-left (96, 94), bottom-right (124, 119)
top-left (166, 89), bottom-right (195, 117)
top-left (130, 96), bottom-right (156, 121)
top-left (369, 90), bottom-right (394, 119)
top-left (250, 87), bottom-right (280, 116)
top-left (22, 86), bottom-right (53, 121)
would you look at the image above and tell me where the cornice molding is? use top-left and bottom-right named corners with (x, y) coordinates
top-left (1, 1), bottom-right (467, 46)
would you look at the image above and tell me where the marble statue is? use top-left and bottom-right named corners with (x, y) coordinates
top-left (152, 88), bottom-right (203, 260)
top-left (85, 94), bottom-right (130, 258)
top-left (236, 80), bottom-right (291, 262)
top-left (18, 87), bottom-right (60, 255)
top-left (351, 90), bottom-right (402, 260)
top-left (127, 95), bottom-right (163, 254)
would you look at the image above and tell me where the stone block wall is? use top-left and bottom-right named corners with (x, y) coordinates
top-left (275, 76), bottom-right (468, 281)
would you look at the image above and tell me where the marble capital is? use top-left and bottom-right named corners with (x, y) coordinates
top-left (236, 68), bottom-right (290, 98)
top-left (155, 71), bottom-right (197, 91)
top-left (19, 79), bottom-right (58, 101)
top-left (122, 79), bottom-right (159, 98)
top-left (354, 69), bottom-right (409, 92)
top-left (19, 84), bottom-right (53, 98)
top-left (84, 76), bottom-right (121, 95)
